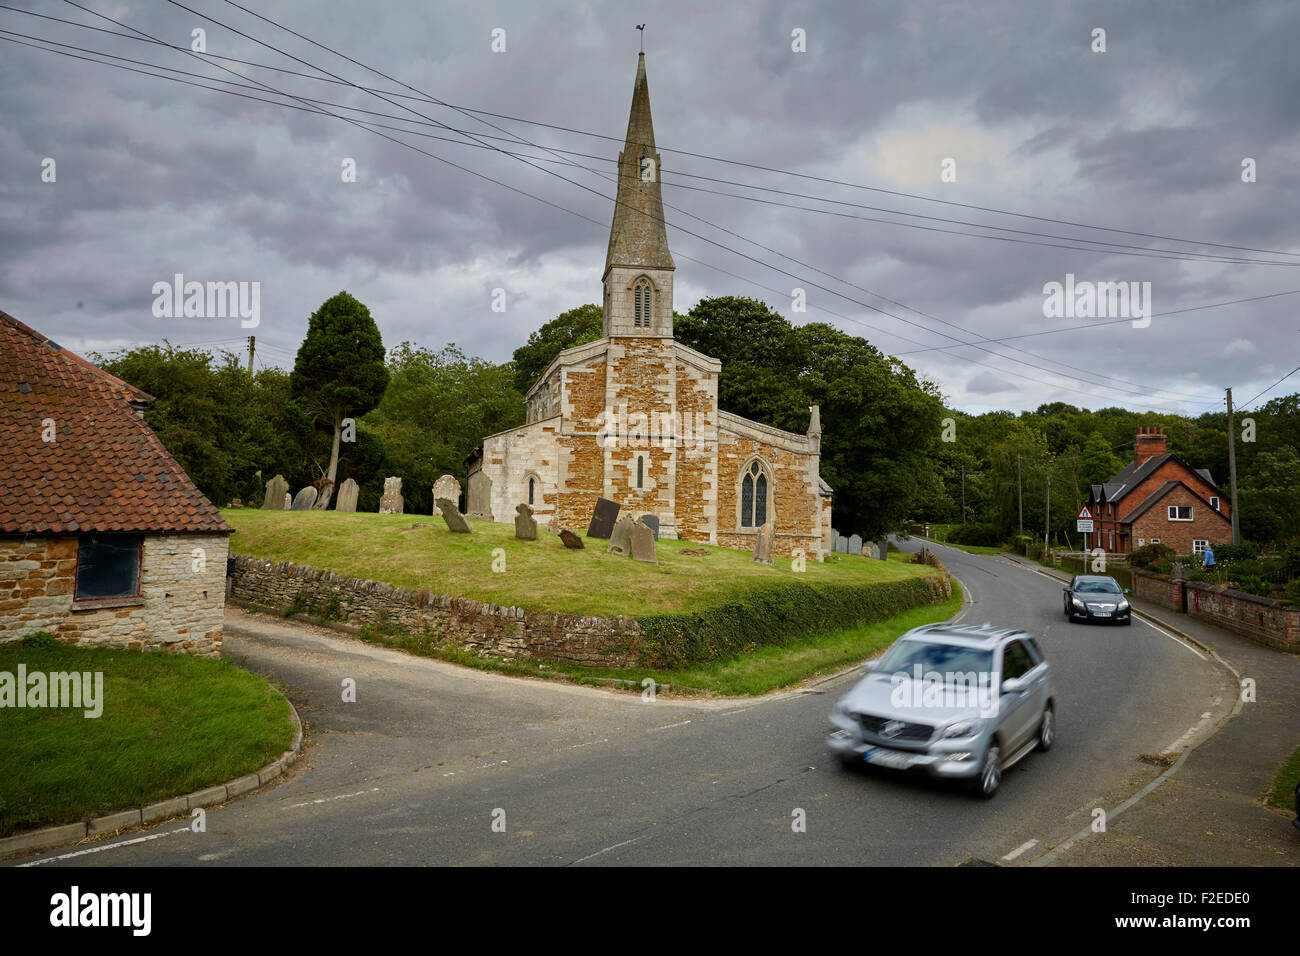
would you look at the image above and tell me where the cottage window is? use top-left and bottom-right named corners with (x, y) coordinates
top-left (75, 536), bottom-right (143, 600)
top-left (1167, 505), bottom-right (1192, 521)
top-left (1210, 496), bottom-right (1219, 511)
top-left (741, 460), bottom-right (769, 528)
top-left (1192, 539), bottom-right (1209, 554)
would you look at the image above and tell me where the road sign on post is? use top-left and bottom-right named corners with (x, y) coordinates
top-left (1076, 505), bottom-right (1094, 534)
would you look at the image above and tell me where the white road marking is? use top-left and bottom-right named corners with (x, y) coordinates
top-left (1134, 616), bottom-right (1205, 660)
top-left (19, 826), bottom-right (191, 866)
top-left (719, 707), bottom-right (755, 717)
top-left (572, 835), bottom-right (646, 864)
top-left (282, 787), bottom-right (380, 810)
top-left (653, 719), bottom-right (692, 731)
top-left (1001, 839), bottom-right (1038, 861)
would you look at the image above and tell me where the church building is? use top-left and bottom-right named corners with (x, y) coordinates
top-left (473, 54), bottom-right (832, 559)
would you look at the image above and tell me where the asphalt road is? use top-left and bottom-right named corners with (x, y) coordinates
top-left (17, 540), bottom-right (1232, 866)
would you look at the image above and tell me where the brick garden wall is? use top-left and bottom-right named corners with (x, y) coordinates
top-left (0, 534), bottom-right (228, 655)
top-left (1133, 569), bottom-right (1298, 651)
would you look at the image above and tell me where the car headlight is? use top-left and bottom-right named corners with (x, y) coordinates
top-left (1118, 599), bottom-right (1130, 610)
top-left (941, 719), bottom-right (981, 739)
top-left (1072, 597), bottom-right (1086, 608)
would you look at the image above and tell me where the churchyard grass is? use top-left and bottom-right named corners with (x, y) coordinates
top-left (0, 641), bottom-right (295, 838)
top-left (223, 510), bottom-right (939, 618)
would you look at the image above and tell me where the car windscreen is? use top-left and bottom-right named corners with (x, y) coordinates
top-left (876, 639), bottom-right (994, 676)
top-left (1075, 579), bottom-right (1121, 593)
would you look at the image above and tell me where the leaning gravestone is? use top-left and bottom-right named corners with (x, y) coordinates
top-left (630, 520), bottom-right (657, 564)
top-left (466, 470), bottom-right (493, 520)
top-left (291, 486), bottom-right (318, 511)
top-left (263, 474), bottom-right (289, 510)
top-left (335, 478), bottom-right (359, 513)
top-left (848, 534), bottom-right (863, 556)
top-left (586, 497), bottom-right (621, 539)
top-left (640, 514), bottom-right (660, 541)
top-left (379, 477), bottom-right (404, 514)
top-left (752, 520), bottom-right (775, 565)
top-left (514, 503), bottom-right (537, 540)
top-left (432, 475), bottom-right (461, 516)
top-left (606, 515), bottom-right (636, 556)
top-left (436, 498), bottom-right (472, 534)
top-left (559, 528), bottom-right (585, 549)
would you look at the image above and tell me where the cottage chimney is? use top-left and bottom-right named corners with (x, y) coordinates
top-left (1134, 425), bottom-right (1167, 467)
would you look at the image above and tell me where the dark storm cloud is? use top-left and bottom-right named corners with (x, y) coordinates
top-left (1, 0), bottom-right (1298, 415)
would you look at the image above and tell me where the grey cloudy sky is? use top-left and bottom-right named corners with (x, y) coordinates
top-left (2, 0), bottom-right (1298, 417)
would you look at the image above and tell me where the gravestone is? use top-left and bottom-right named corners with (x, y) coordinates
top-left (432, 475), bottom-right (461, 516)
top-left (640, 514), bottom-right (660, 541)
top-left (833, 532), bottom-right (847, 554)
top-left (848, 534), bottom-right (863, 556)
top-left (630, 520), bottom-right (657, 563)
top-left (752, 521), bottom-right (775, 565)
top-left (291, 486), bottom-right (318, 511)
top-left (864, 541), bottom-right (878, 560)
top-left (514, 503), bottom-right (537, 540)
top-left (263, 474), bottom-right (288, 510)
top-left (877, 537), bottom-right (889, 561)
top-left (436, 498), bottom-right (472, 533)
top-left (335, 478), bottom-right (359, 513)
top-left (379, 477), bottom-right (404, 514)
top-left (284, 492), bottom-right (292, 509)
top-left (586, 497), bottom-right (621, 539)
top-left (606, 515), bottom-right (636, 556)
top-left (559, 528), bottom-right (585, 549)
top-left (466, 470), bottom-right (493, 520)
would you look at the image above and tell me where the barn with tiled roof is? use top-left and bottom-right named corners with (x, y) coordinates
top-left (1, 310), bottom-right (229, 655)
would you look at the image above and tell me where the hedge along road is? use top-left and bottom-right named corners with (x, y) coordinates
top-left (15, 540), bottom-right (1230, 867)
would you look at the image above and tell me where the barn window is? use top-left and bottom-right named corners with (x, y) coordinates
top-left (75, 536), bottom-right (143, 600)
top-left (741, 460), bottom-right (770, 528)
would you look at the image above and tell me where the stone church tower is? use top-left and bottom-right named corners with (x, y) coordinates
top-left (473, 54), bottom-right (832, 559)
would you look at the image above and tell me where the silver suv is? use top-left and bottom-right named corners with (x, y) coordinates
top-left (828, 624), bottom-right (1055, 797)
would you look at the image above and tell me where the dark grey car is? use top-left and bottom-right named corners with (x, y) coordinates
top-left (828, 623), bottom-right (1055, 797)
top-left (1063, 574), bottom-right (1132, 625)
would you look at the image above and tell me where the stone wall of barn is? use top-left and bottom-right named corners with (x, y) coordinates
top-left (0, 534), bottom-right (227, 656)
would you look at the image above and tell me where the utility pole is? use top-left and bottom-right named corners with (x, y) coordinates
top-left (1044, 476), bottom-right (1051, 559)
top-left (247, 335), bottom-right (256, 377)
top-left (1017, 455), bottom-right (1024, 534)
top-left (1226, 387), bottom-right (1240, 545)
top-left (961, 466), bottom-right (966, 525)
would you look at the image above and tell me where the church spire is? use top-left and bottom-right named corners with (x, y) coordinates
top-left (603, 53), bottom-right (675, 279)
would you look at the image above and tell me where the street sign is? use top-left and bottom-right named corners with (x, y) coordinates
top-left (1077, 505), bottom-right (1093, 519)
top-left (1077, 518), bottom-right (1094, 533)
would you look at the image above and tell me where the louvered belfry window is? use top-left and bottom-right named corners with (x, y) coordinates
top-left (633, 277), bottom-right (652, 328)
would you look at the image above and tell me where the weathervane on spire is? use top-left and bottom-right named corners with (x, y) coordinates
top-left (636, 24), bottom-right (645, 52)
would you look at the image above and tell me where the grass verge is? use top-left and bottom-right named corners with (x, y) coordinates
top-left (1267, 744), bottom-right (1300, 812)
top-left (0, 641), bottom-right (295, 837)
top-left (350, 583), bottom-right (964, 697)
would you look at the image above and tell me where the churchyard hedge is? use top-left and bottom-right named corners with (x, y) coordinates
top-left (636, 576), bottom-right (946, 669)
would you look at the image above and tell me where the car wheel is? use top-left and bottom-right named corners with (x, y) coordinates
top-left (1037, 705), bottom-right (1055, 752)
top-left (975, 744), bottom-right (1001, 798)
top-left (1122, 617), bottom-right (1132, 626)
top-left (837, 751), bottom-right (859, 771)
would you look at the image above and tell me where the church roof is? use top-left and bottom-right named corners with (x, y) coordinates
top-left (603, 53), bottom-right (675, 277)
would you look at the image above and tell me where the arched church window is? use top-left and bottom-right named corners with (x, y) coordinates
top-left (633, 277), bottom-right (652, 328)
top-left (636, 455), bottom-right (644, 489)
top-left (741, 460), bottom-right (770, 528)
top-left (528, 477), bottom-right (535, 505)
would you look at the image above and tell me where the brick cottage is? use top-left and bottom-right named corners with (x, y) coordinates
top-left (1086, 425), bottom-right (1231, 556)
top-left (0, 310), bottom-right (229, 654)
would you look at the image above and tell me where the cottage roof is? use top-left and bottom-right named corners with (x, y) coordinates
top-left (0, 310), bottom-right (229, 535)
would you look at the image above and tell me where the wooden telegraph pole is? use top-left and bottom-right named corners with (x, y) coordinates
top-left (1226, 387), bottom-right (1241, 545)
top-left (247, 335), bottom-right (256, 377)
top-left (1044, 476), bottom-right (1051, 559)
